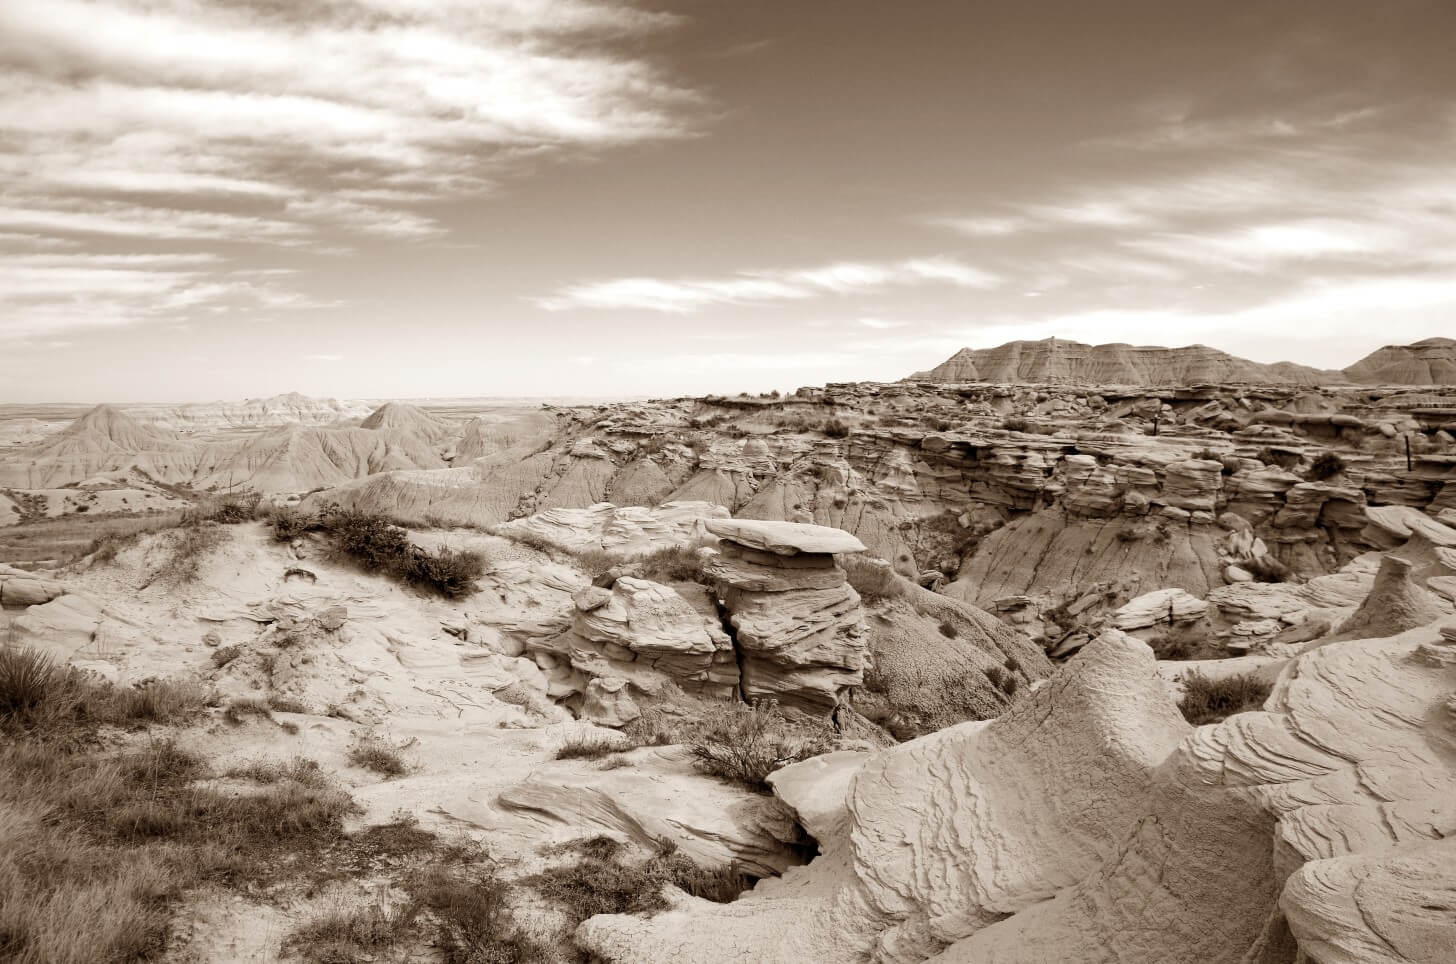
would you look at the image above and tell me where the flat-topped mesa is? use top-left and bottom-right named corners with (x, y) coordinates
top-left (704, 520), bottom-right (869, 714)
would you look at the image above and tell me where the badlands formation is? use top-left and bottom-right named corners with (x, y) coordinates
top-left (1, 337), bottom-right (1454, 963)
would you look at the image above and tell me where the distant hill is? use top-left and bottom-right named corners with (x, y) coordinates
top-left (1342, 338), bottom-right (1456, 385)
top-left (906, 338), bottom-right (1341, 387)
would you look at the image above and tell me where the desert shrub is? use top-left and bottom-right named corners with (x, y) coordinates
top-left (687, 700), bottom-right (835, 793)
top-left (1178, 671), bottom-right (1272, 725)
top-left (410, 865), bottom-right (549, 964)
top-left (1116, 527), bottom-right (1141, 543)
top-left (556, 731), bottom-right (631, 761)
top-left (822, 418), bottom-right (851, 438)
top-left (530, 836), bottom-right (749, 929)
top-left (210, 645), bottom-right (242, 668)
top-left (267, 694), bottom-right (309, 714)
top-left (938, 621), bottom-right (959, 638)
top-left (841, 554), bottom-right (907, 604)
top-left (268, 505), bottom-right (319, 542)
top-left (349, 736), bottom-right (408, 777)
top-left (1148, 632), bottom-right (1194, 660)
top-left (1001, 674), bottom-right (1019, 696)
top-left (1256, 446), bottom-right (1300, 470)
top-left (1193, 448), bottom-right (1221, 461)
top-left (984, 665), bottom-right (1008, 690)
top-left (635, 544), bottom-right (706, 584)
top-left (223, 697), bottom-right (274, 725)
top-left (321, 508), bottom-right (485, 599)
top-left (1244, 555), bottom-right (1291, 583)
top-left (1306, 451), bottom-right (1347, 481)
top-left (155, 520), bottom-right (229, 583)
top-left (1003, 654), bottom-right (1021, 674)
top-left (1002, 416), bottom-right (1030, 433)
top-left (196, 492), bottom-right (262, 524)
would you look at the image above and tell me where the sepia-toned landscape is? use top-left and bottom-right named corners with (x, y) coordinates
top-left (3, 1), bottom-right (1455, 962)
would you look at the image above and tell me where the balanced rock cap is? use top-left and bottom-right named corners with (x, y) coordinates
top-left (705, 519), bottom-right (867, 556)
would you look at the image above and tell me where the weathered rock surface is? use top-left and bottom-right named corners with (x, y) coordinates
top-left (708, 525), bottom-right (869, 713)
top-left (578, 623), bottom-right (1456, 964)
top-left (533, 575), bottom-right (737, 701)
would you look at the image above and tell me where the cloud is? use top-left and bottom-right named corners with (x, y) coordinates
top-left (0, 0), bottom-right (699, 337)
top-left (537, 256), bottom-right (1000, 313)
top-left (0, 252), bottom-right (338, 337)
top-left (306, 353), bottom-right (344, 362)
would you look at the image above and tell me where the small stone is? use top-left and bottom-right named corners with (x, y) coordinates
top-left (316, 606), bottom-right (348, 632)
top-left (202, 630), bottom-right (222, 647)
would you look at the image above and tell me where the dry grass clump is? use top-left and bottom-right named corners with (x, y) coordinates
top-left (841, 554), bottom-right (908, 604)
top-left (226, 756), bottom-right (330, 789)
top-left (821, 417), bottom-right (851, 438)
top-left (1178, 671), bottom-right (1272, 725)
top-left (285, 901), bottom-right (418, 964)
top-left (1, 647), bottom-right (207, 735)
top-left (530, 835), bottom-right (750, 927)
top-left (0, 731), bottom-right (358, 964)
top-left (622, 706), bottom-right (689, 747)
top-left (687, 700), bottom-right (835, 793)
top-left (348, 736), bottom-right (408, 777)
top-left (555, 730), bottom-right (631, 761)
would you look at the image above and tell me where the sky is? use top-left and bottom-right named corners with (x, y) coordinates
top-left (1, 0), bottom-right (1454, 402)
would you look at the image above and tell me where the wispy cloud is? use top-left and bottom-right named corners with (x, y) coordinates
top-left (0, 0), bottom-right (699, 336)
top-left (536, 256), bottom-right (1000, 313)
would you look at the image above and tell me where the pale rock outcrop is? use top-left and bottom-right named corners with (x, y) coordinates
top-left (1334, 554), bottom-right (1445, 640)
top-left (498, 501), bottom-right (728, 556)
top-left (582, 676), bottom-right (642, 726)
top-left (533, 576), bottom-right (737, 701)
top-left (581, 621), bottom-right (1456, 964)
top-left (705, 518), bottom-right (868, 556)
top-left (706, 522), bottom-right (869, 713)
top-left (1112, 587), bottom-right (1210, 630)
top-left (1161, 458), bottom-right (1223, 512)
top-left (494, 745), bottom-right (807, 877)
top-left (578, 630), bottom-right (1191, 962)
top-left (0, 563), bottom-right (64, 607)
top-left (7, 592), bottom-right (103, 658)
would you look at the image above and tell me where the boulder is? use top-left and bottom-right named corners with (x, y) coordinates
top-left (582, 677), bottom-right (642, 727)
top-left (1112, 588), bottom-right (1209, 630)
